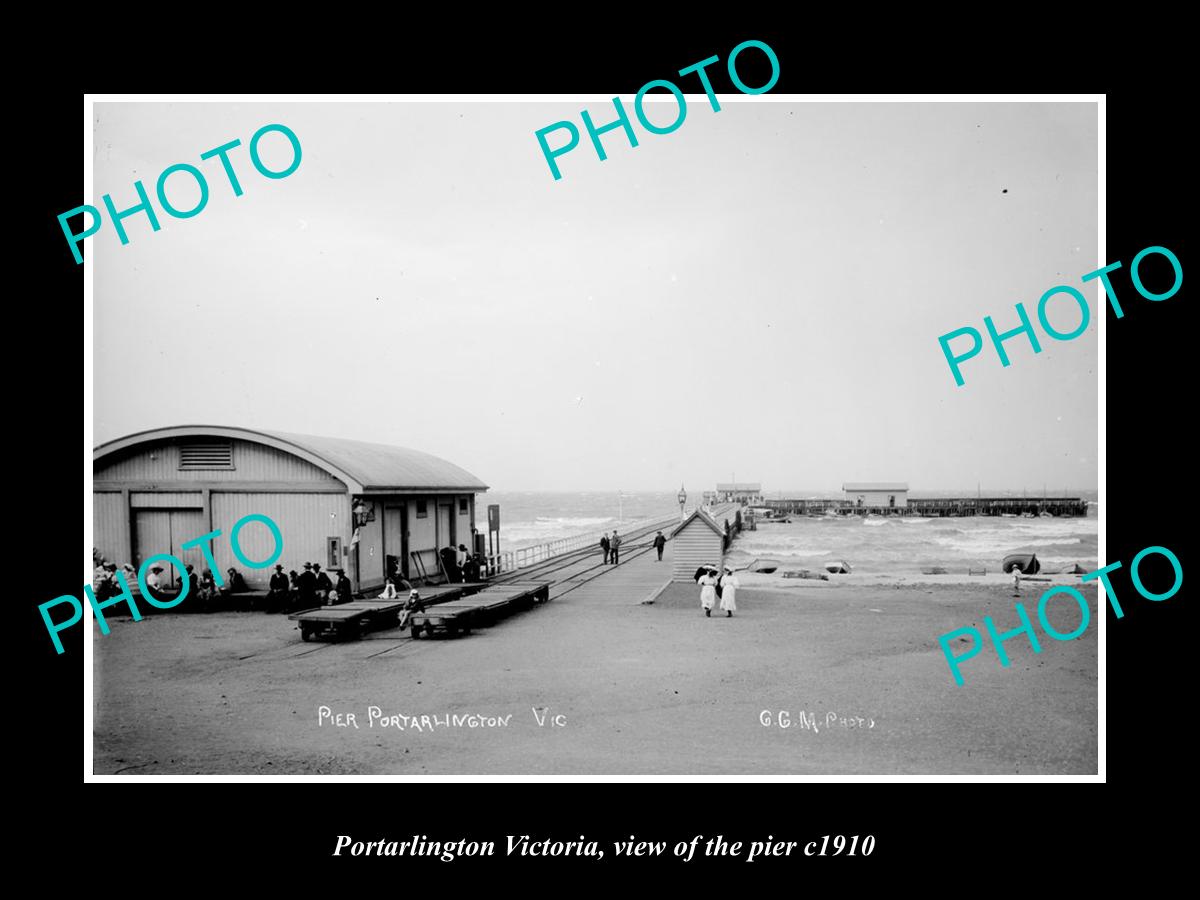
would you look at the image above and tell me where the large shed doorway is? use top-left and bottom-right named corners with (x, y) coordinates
top-left (437, 501), bottom-right (455, 550)
top-left (383, 504), bottom-right (409, 581)
top-left (132, 507), bottom-right (205, 588)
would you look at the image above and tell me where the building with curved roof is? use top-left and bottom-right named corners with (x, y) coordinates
top-left (93, 425), bottom-right (489, 592)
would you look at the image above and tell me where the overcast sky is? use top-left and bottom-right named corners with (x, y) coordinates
top-left (92, 100), bottom-right (1098, 493)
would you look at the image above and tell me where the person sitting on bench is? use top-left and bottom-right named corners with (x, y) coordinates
top-left (266, 564), bottom-right (289, 613)
top-left (313, 563), bottom-right (334, 604)
top-left (398, 589), bottom-right (426, 631)
top-left (219, 566), bottom-right (250, 608)
top-left (335, 569), bottom-right (353, 605)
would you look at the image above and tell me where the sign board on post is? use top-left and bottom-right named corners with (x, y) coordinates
top-left (487, 504), bottom-right (501, 575)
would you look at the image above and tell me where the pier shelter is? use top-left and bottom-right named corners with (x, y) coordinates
top-left (715, 482), bottom-right (762, 504)
top-left (93, 425), bottom-right (488, 593)
top-left (670, 509), bottom-right (726, 582)
top-left (843, 482), bottom-right (908, 509)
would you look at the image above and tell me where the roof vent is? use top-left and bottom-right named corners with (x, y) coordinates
top-left (179, 441), bottom-right (234, 470)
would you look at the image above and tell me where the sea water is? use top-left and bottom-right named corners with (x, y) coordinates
top-left (730, 505), bottom-right (1098, 576)
top-left (484, 491), bottom-right (682, 550)
top-left (488, 490), bottom-right (1098, 575)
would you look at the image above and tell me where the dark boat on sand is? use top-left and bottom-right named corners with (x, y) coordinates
top-left (1002, 553), bottom-right (1040, 575)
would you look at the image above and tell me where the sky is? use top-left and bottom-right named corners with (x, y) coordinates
top-left (92, 100), bottom-right (1098, 493)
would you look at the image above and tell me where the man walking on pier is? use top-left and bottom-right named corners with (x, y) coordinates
top-left (600, 533), bottom-right (610, 565)
top-left (652, 531), bottom-right (666, 561)
top-left (610, 530), bottom-right (622, 566)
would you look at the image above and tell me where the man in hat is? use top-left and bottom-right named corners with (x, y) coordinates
top-left (610, 530), bottom-right (622, 566)
top-left (297, 563), bottom-right (317, 609)
top-left (652, 530), bottom-right (666, 561)
top-left (335, 569), bottom-right (353, 605)
top-left (313, 563), bottom-right (334, 604)
top-left (220, 567), bottom-right (250, 609)
top-left (461, 553), bottom-right (482, 584)
top-left (267, 563), bottom-right (289, 613)
top-left (599, 533), bottom-right (610, 564)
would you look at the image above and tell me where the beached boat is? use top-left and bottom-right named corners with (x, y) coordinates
top-left (1002, 553), bottom-right (1040, 574)
top-left (824, 561), bottom-right (852, 574)
top-left (747, 559), bottom-right (781, 574)
top-left (920, 566), bottom-right (948, 575)
top-left (782, 569), bottom-right (829, 581)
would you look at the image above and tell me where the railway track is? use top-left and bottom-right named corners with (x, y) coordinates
top-left (489, 515), bottom-right (678, 589)
top-left (252, 515), bottom-right (686, 662)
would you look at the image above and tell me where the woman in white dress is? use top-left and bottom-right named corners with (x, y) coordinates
top-left (699, 566), bottom-right (718, 617)
top-left (719, 566), bottom-right (740, 617)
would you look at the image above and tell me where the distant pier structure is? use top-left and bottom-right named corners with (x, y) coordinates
top-left (764, 494), bottom-right (1089, 518)
top-left (704, 483), bottom-right (764, 505)
top-left (844, 482), bottom-right (908, 509)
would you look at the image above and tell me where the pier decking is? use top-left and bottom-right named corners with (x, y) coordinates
top-left (763, 497), bottom-right (1090, 517)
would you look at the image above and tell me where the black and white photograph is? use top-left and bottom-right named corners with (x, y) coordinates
top-left (83, 95), bottom-right (1102, 778)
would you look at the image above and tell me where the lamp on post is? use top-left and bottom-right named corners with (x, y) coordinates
top-left (677, 484), bottom-right (687, 521)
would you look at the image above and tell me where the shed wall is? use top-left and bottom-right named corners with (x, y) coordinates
top-left (210, 493), bottom-right (348, 588)
top-left (93, 492), bottom-right (130, 567)
top-left (671, 524), bottom-right (724, 582)
top-left (97, 439), bottom-right (342, 485)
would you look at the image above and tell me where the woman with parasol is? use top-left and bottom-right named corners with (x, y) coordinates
top-left (698, 565), bottom-right (719, 617)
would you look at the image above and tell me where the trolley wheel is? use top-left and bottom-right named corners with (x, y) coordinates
top-left (410, 625), bottom-right (422, 639)
top-left (300, 626), bottom-right (313, 642)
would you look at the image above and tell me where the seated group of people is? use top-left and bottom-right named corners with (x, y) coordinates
top-left (90, 556), bottom-right (249, 612)
top-left (439, 544), bottom-right (484, 583)
top-left (265, 562), bottom-right (354, 614)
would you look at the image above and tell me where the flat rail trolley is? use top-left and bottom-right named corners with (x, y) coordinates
top-left (409, 581), bottom-right (552, 639)
top-left (289, 584), bottom-right (486, 642)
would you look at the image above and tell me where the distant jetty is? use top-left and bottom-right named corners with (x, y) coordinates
top-left (763, 497), bottom-right (1089, 518)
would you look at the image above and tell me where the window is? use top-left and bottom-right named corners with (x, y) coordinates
top-left (458, 498), bottom-right (468, 514)
top-left (179, 441), bottom-right (234, 470)
top-left (416, 500), bottom-right (428, 518)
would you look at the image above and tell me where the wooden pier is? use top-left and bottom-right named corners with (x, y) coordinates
top-left (762, 497), bottom-right (1090, 518)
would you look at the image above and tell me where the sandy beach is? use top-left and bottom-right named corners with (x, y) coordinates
top-left (93, 543), bottom-right (1096, 776)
